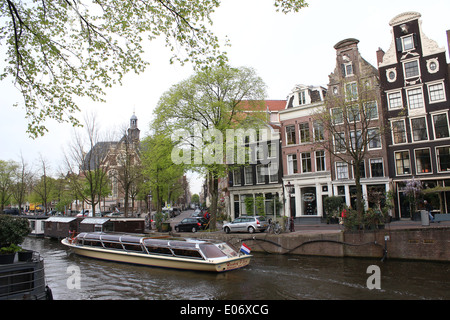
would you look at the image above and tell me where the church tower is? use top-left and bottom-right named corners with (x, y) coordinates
top-left (128, 113), bottom-right (140, 143)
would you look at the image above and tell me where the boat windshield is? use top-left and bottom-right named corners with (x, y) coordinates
top-left (199, 243), bottom-right (238, 259)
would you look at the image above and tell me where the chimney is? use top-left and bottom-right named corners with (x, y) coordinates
top-left (376, 47), bottom-right (385, 66)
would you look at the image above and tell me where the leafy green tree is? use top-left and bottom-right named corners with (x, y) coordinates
top-left (141, 133), bottom-right (185, 213)
top-left (0, 215), bottom-right (31, 247)
top-left (153, 65), bottom-right (268, 229)
top-left (0, 160), bottom-right (18, 211)
top-left (1, 0), bottom-right (308, 137)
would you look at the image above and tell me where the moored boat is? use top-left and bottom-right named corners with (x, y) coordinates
top-left (61, 232), bottom-right (251, 272)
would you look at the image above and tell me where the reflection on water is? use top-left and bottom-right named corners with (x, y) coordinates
top-left (23, 237), bottom-right (450, 300)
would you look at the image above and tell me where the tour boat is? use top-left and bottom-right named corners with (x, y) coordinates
top-left (61, 232), bottom-right (252, 272)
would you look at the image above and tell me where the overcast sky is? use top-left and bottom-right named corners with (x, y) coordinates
top-left (1, 0), bottom-right (449, 194)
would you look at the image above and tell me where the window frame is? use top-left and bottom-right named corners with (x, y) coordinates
top-left (299, 122), bottom-right (310, 144)
top-left (345, 82), bottom-right (358, 102)
top-left (300, 152), bottom-right (312, 173)
top-left (406, 86), bottom-right (425, 110)
top-left (414, 148), bottom-right (433, 175)
top-left (333, 132), bottom-right (346, 153)
top-left (285, 125), bottom-right (296, 145)
top-left (315, 150), bottom-right (326, 172)
top-left (401, 34), bottom-right (415, 52)
top-left (313, 121), bottom-right (324, 142)
top-left (391, 119), bottom-right (408, 144)
top-left (331, 108), bottom-right (344, 125)
top-left (256, 164), bottom-right (265, 184)
top-left (244, 166), bottom-right (253, 185)
top-left (335, 162), bottom-right (349, 180)
top-left (403, 59), bottom-right (420, 79)
top-left (368, 128), bottom-right (382, 149)
top-left (387, 90), bottom-right (403, 110)
top-left (410, 116), bottom-right (429, 142)
top-left (431, 112), bottom-right (450, 140)
top-left (369, 158), bottom-right (384, 178)
top-left (287, 154), bottom-right (298, 175)
top-left (427, 81), bottom-right (447, 104)
top-left (232, 168), bottom-right (241, 186)
top-left (394, 150), bottom-right (411, 176)
top-left (364, 101), bottom-right (379, 120)
top-left (436, 146), bottom-right (450, 172)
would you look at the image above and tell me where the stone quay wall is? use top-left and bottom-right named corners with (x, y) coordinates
top-left (181, 226), bottom-right (450, 262)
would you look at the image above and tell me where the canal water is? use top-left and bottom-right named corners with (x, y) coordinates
top-left (23, 237), bottom-right (449, 300)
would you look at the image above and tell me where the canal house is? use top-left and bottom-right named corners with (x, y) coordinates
top-left (378, 12), bottom-right (450, 218)
top-left (326, 38), bottom-right (390, 212)
top-left (228, 100), bottom-right (285, 220)
top-left (279, 84), bottom-right (332, 223)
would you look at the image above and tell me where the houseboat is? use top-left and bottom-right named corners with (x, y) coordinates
top-left (61, 233), bottom-right (252, 272)
top-left (0, 251), bottom-right (52, 300)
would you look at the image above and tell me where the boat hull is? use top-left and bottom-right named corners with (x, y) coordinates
top-left (61, 239), bottom-right (251, 272)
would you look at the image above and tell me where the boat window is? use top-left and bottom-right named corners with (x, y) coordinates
top-left (216, 243), bottom-right (238, 258)
top-left (145, 246), bottom-right (172, 255)
top-left (122, 244), bottom-right (143, 252)
top-left (199, 244), bottom-right (227, 259)
top-left (143, 239), bottom-right (170, 247)
top-left (85, 234), bottom-right (102, 241)
top-left (169, 241), bottom-right (197, 249)
top-left (102, 241), bottom-right (123, 250)
top-left (85, 241), bottom-right (103, 247)
top-left (101, 235), bottom-right (121, 242)
top-left (120, 236), bottom-right (141, 244)
top-left (171, 248), bottom-right (203, 259)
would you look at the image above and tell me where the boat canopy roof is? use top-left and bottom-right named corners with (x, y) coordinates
top-left (76, 232), bottom-right (221, 249)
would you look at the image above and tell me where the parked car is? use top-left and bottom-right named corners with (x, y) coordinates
top-left (106, 212), bottom-right (123, 217)
top-left (223, 216), bottom-right (269, 234)
top-left (191, 210), bottom-right (203, 218)
top-left (172, 207), bottom-right (182, 216)
top-left (3, 208), bottom-right (20, 215)
top-left (174, 217), bottom-right (207, 232)
top-left (76, 210), bottom-right (90, 217)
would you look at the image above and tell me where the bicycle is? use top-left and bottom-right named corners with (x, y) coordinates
top-left (267, 219), bottom-right (282, 235)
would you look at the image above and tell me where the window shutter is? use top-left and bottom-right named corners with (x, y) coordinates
top-left (413, 33), bottom-right (418, 48)
top-left (341, 64), bottom-right (346, 77)
top-left (396, 38), bottom-right (402, 52)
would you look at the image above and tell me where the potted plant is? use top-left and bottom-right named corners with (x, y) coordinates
top-left (324, 196), bottom-right (344, 224)
top-left (0, 215), bottom-right (31, 264)
top-left (155, 211), bottom-right (171, 232)
top-left (0, 244), bottom-right (21, 264)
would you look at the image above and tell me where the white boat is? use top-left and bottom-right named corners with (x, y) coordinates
top-left (61, 232), bottom-right (251, 272)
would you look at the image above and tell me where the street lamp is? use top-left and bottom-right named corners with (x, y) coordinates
top-left (285, 181), bottom-right (294, 195)
top-left (285, 181), bottom-right (294, 232)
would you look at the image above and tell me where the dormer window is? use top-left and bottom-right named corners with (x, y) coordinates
top-left (298, 90), bottom-right (306, 105)
top-left (402, 35), bottom-right (414, 51)
top-left (341, 62), bottom-right (353, 77)
top-left (396, 34), bottom-right (417, 52)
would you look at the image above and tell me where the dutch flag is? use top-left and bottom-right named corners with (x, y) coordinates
top-left (240, 243), bottom-right (251, 255)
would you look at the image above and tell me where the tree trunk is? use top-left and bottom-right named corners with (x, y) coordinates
top-left (208, 173), bottom-right (219, 231)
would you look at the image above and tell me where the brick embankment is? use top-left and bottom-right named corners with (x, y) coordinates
top-left (166, 220), bottom-right (450, 262)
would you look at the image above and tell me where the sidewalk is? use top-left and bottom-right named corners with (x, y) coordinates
top-left (291, 219), bottom-right (450, 234)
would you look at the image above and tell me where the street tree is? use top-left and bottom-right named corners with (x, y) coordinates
top-left (141, 133), bottom-right (185, 214)
top-left (0, 0), bottom-right (308, 138)
top-left (64, 113), bottom-right (111, 217)
top-left (153, 65), bottom-right (268, 229)
top-left (0, 160), bottom-right (18, 212)
top-left (10, 154), bottom-right (34, 214)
